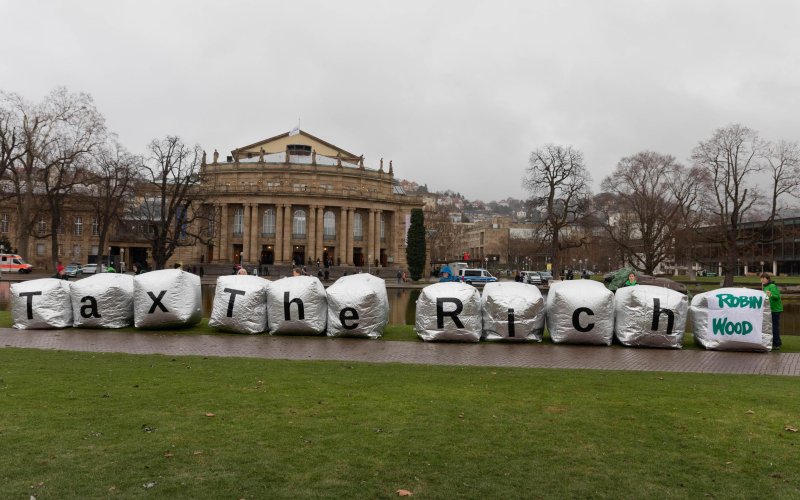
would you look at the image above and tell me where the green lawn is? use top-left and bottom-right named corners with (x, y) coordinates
top-left (0, 349), bottom-right (798, 498)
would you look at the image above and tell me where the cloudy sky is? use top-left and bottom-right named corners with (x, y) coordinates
top-left (2, 1), bottom-right (799, 201)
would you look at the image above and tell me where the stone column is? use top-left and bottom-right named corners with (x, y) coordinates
top-left (242, 204), bottom-right (251, 265)
top-left (307, 205), bottom-right (317, 263)
top-left (283, 204), bottom-right (292, 264)
top-left (339, 208), bottom-right (348, 266)
top-left (315, 206), bottom-right (324, 262)
top-left (773, 260), bottom-right (778, 275)
top-left (375, 209), bottom-right (383, 266)
top-left (367, 209), bottom-right (376, 267)
top-left (250, 203), bottom-right (260, 265)
top-left (275, 205), bottom-right (283, 263)
top-left (347, 208), bottom-right (355, 265)
top-left (220, 203), bottom-right (229, 262)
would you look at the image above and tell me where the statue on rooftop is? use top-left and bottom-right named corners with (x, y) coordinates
top-left (259, 147), bottom-right (265, 163)
top-left (213, 149), bottom-right (219, 163)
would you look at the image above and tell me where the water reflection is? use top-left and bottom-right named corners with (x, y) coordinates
top-left (3, 280), bottom-right (800, 330)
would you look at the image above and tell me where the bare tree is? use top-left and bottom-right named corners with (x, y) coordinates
top-left (598, 151), bottom-right (695, 275)
top-left (524, 144), bottom-right (593, 279)
top-left (425, 204), bottom-right (466, 263)
top-left (691, 124), bottom-right (765, 286)
top-left (39, 90), bottom-right (107, 269)
top-left (82, 140), bottom-right (139, 270)
top-left (138, 136), bottom-right (208, 269)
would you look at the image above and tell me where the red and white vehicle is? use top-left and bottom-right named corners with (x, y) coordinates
top-left (0, 254), bottom-right (33, 273)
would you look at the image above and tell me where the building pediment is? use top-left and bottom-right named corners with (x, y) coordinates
top-left (232, 129), bottom-right (360, 161)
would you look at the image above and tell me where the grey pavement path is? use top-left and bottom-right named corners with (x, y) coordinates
top-left (2, 327), bottom-right (799, 376)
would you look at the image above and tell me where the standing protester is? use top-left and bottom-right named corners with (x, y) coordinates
top-left (760, 273), bottom-right (783, 350)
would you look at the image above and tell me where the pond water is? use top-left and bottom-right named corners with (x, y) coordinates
top-left (2, 281), bottom-right (800, 331)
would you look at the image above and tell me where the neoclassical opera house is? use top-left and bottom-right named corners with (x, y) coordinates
top-left (181, 130), bottom-right (422, 269)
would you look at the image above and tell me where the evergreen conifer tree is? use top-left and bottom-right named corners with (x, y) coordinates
top-left (405, 208), bottom-right (426, 281)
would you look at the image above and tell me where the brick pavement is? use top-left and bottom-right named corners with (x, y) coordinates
top-left (1, 327), bottom-right (798, 376)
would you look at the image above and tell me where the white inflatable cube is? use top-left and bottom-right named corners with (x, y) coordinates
top-left (546, 280), bottom-right (614, 345)
top-left (690, 287), bottom-right (772, 352)
top-left (11, 278), bottom-right (73, 329)
top-left (70, 273), bottom-right (135, 328)
top-left (134, 269), bottom-right (201, 328)
top-left (415, 282), bottom-right (481, 342)
top-left (209, 275), bottom-right (270, 334)
top-left (267, 275), bottom-right (327, 335)
top-left (326, 273), bottom-right (389, 338)
top-left (614, 285), bottom-right (688, 348)
top-left (481, 281), bottom-right (545, 341)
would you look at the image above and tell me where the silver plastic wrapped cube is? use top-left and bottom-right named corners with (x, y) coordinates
top-left (133, 269), bottom-right (201, 328)
top-left (11, 278), bottom-right (73, 329)
top-left (70, 273), bottom-right (135, 328)
top-left (614, 285), bottom-right (688, 348)
top-left (267, 275), bottom-right (328, 335)
top-left (481, 281), bottom-right (545, 341)
top-left (415, 282), bottom-right (481, 342)
top-left (690, 287), bottom-right (772, 352)
top-left (546, 280), bottom-right (614, 345)
top-left (209, 275), bottom-right (270, 334)
top-left (326, 273), bottom-right (389, 339)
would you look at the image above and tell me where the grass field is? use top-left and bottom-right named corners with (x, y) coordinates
top-left (1, 348), bottom-right (799, 498)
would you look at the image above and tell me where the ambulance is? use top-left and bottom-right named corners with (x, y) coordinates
top-left (0, 254), bottom-right (33, 273)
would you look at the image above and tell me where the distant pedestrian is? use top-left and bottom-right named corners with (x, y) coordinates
top-left (237, 267), bottom-right (248, 275)
top-left (761, 272), bottom-right (783, 350)
top-left (199, 266), bottom-right (204, 278)
top-left (397, 270), bottom-right (402, 283)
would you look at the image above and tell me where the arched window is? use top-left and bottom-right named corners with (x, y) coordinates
top-left (262, 208), bottom-right (276, 236)
top-left (353, 213), bottom-right (363, 240)
top-left (323, 211), bottom-right (336, 238)
top-left (233, 208), bottom-right (244, 235)
top-left (293, 209), bottom-right (306, 237)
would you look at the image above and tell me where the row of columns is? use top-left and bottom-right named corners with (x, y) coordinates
top-left (214, 203), bottom-right (393, 266)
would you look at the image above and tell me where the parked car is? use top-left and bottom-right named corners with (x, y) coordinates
top-left (82, 263), bottom-right (107, 275)
top-left (520, 271), bottom-right (544, 285)
top-left (457, 268), bottom-right (498, 284)
top-left (65, 263), bottom-right (83, 277)
top-left (538, 271), bottom-right (554, 282)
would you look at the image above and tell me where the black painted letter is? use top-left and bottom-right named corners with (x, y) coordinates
top-left (283, 291), bottom-right (305, 321)
top-left (651, 298), bottom-right (675, 334)
top-left (572, 307), bottom-right (595, 332)
top-left (147, 290), bottom-right (169, 314)
top-left (223, 288), bottom-right (246, 317)
top-left (436, 297), bottom-right (464, 328)
top-left (507, 308), bottom-right (516, 337)
top-left (80, 296), bottom-right (101, 319)
top-left (339, 307), bottom-right (359, 330)
top-left (19, 291), bottom-right (42, 319)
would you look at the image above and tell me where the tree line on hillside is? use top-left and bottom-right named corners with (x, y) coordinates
top-left (0, 87), bottom-right (209, 270)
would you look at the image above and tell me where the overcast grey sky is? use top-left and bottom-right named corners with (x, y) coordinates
top-left (2, 1), bottom-right (799, 201)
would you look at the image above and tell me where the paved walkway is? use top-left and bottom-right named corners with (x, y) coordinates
top-left (1, 328), bottom-right (799, 376)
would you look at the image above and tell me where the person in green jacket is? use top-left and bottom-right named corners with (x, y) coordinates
top-left (760, 273), bottom-right (783, 350)
top-left (623, 272), bottom-right (638, 287)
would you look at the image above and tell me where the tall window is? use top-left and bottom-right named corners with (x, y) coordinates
top-left (0, 213), bottom-right (8, 233)
top-left (354, 213), bottom-right (363, 240)
top-left (380, 215), bottom-right (385, 240)
top-left (233, 208), bottom-right (244, 235)
top-left (92, 217), bottom-right (99, 236)
top-left (323, 211), bottom-right (336, 238)
top-left (38, 216), bottom-right (47, 236)
top-left (292, 209), bottom-right (306, 237)
top-left (36, 243), bottom-right (45, 256)
top-left (207, 215), bottom-right (215, 237)
top-left (74, 216), bottom-right (83, 236)
top-left (262, 208), bottom-right (276, 236)
top-left (72, 245), bottom-right (81, 258)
